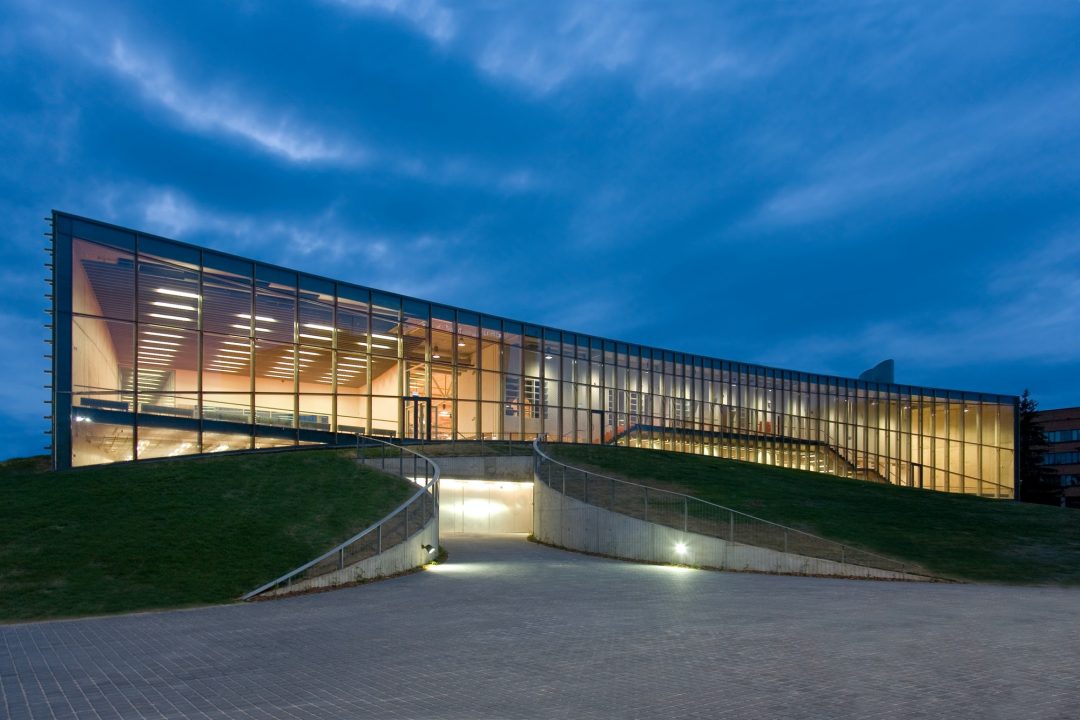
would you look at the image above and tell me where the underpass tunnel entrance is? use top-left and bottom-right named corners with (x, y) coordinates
top-left (439, 478), bottom-right (533, 535)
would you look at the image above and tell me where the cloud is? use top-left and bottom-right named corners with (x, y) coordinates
top-left (749, 58), bottom-right (1080, 228)
top-left (75, 183), bottom-right (483, 303)
top-left (107, 39), bottom-right (366, 165)
top-left (327, 0), bottom-right (456, 44)
top-left (330, 0), bottom-right (760, 95)
top-left (757, 228), bottom-right (1080, 380)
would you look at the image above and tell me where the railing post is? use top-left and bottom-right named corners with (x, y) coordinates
top-left (729, 511), bottom-right (735, 543)
top-left (562, 464), bottom-right (566, 495)
top-left (683, 497), bottom-right (688, 532)
top-left (584, 472), bottom-right (589, 504)
top-left (783, 531), bottom-right (788, 555)
top-left (644, 486), bottom-right (649, 522)
top-left (405, 502), bottom-right (410, 539)
top-left (378, 524), bottom-right (382, 554)
top-left (338, 547), bottom-right (344, 570)
top-left (610, 477), bottom-right (615, 511)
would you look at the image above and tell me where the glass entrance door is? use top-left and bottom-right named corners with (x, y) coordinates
top-left (403, 395), bottom-right (432, 441)
top-left (590, 410), bottom-right (604, 445)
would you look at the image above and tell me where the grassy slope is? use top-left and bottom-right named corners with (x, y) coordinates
top-left (0, 450), bottom-right (414, 622)
top-left (551, 445), bottom-right (1080, 585)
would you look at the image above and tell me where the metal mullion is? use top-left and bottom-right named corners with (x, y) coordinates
top-left (331, 291), bottom-right (338, 435)
top-left (197, 250), bottom-right (205, 452)
top-left (132, 235), bottom-right (140, 460)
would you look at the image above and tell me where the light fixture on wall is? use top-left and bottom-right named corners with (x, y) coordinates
top-left (421, 544), bottom-right (436, 555)
top-left (674, 541), bottom-right (688, 555)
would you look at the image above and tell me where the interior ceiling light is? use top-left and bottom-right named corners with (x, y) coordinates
top-left (143, 331), bottom-right (184, 339)
top-left (297, 350), bottom-right (321, 356)
top-left (298, 333), bottom-right (332, 342)
top-left (369, 333), bottom-right (397, 340)
top-left (432, 354), bottom-right (441, 359)
top-left (149, 313), bottom-right (193, 322)
top-left (370, 343), bottom-right (392, 350)
top-left (142, 339), bottom-right (181, 347)
top-left (218, 348), bottom-right (249, 356)
top-left (151, 301), bottom-right (196, 311)
top-left (458, 342), bottom-right (466, 347)
top-left (155, 288), bottom-right (200, 300)
top-left (140, 360), bottom-right (169, 366)
top-left (302, 324), bottom-right (335, 332)
top-left (237, 314), bottom-right (277, 323)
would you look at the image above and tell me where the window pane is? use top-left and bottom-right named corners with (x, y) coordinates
top-left (298, 299), bottom-right (334, 348)
top-left (336, 350), bottom-right (370, 393)
top-left (256, 340), bottom-right (296, 392)
top-left (73, 238), bottom-right (134, 320)
top-left (337, 394), bottom-right (368, 433)
top-left (72, 315), bottom-right (133, 408)
top-left (297, 345), bottom-right (333, 389)
top-left (255, 394), bottom-right (295, 428)
top-left (137, 252), bottom-right (199, 330)
top-left (203, 334), bottom-right (251, 392)
top-left (203, 253), bottom-right (252, 337)
top-left (299, 395), bottom-right (332, 430)
top-left (138, 326), bottom-right (197, 394)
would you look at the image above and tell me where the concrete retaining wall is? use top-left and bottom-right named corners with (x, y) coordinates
top-left (359, 455), bottom-right (532, 480)
top-left (426, 455), bottom-right (533, 480)
top-left (533, 478), bottom-right (923, 581)
top-left (263, 514), bottom-right (439, 597)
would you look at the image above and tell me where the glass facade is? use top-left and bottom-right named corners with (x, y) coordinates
top-left (49, 212), bottom-right (1018, 498)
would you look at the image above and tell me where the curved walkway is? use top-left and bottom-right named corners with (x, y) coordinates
top-left (2, 536), bottom-right (1078, 719)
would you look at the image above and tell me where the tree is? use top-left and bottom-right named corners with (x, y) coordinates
top-left (1017, 389), bottom-right (1058, 504)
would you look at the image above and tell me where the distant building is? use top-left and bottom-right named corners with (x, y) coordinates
top-left (1034, 406), bottom-right (1080, 508)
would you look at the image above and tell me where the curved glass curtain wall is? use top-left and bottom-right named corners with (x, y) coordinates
top-left (51, 213), bottom-right (1017, 498)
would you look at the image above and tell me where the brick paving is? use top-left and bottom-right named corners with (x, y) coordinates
top-left (2, 535), bottom-right (1078, 719)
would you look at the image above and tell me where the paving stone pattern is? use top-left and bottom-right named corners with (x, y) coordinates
top-left (2, 535), bottom-right (1079, 719)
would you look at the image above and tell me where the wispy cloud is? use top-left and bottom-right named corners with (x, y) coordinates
top-left (330, 0), bottom-right (762, 95)
top-left (759, 228), bottom-right (1080, 377)
top-left (108, 39), bottom-right (366, 165)
top-left (750, 79), bottom-right (1080, 228)
top-left (80, 184), bottom-right (481, 302)
top-left (327, 0), bottom-right (456, 44)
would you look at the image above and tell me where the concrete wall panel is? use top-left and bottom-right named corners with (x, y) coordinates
top-left (533, 478), bottom-right (923, 581)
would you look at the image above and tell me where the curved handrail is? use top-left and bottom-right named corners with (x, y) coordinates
top-left (533, 439), bottom-right (923, 576)
top-left (242, 435), bottom-right (441, 600)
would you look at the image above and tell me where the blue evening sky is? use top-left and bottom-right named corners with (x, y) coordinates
top-left (2, 0), bottom-right (1079, 458)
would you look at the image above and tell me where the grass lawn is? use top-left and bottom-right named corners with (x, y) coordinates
top-left (0, 450), bottom-right (414, 622)
top-left (549, 444), bottom-right (1080, 585)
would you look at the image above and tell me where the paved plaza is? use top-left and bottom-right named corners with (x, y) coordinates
top-left (2, 535), bottom-right (1078, 719)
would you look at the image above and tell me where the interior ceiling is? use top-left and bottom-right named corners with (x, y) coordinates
top-left (82, 258), bottom-right (471, 393)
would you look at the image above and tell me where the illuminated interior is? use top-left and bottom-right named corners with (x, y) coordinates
top-left (51, 212), bottom-right (1017, 498)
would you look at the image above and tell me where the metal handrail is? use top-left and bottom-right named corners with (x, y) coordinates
top-left (241, 435), bottom-right (440, 600)
top-left (533, 439), bottom-right (921, 575)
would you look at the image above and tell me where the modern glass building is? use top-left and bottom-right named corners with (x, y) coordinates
top-left (48, 211), bottom-right (1019, 498)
